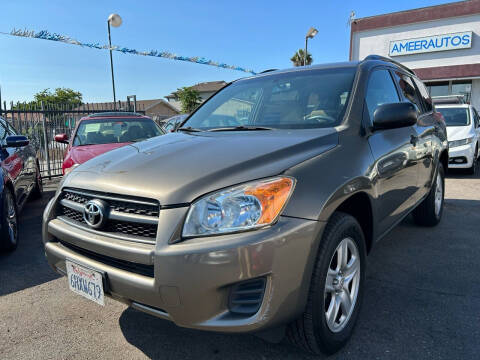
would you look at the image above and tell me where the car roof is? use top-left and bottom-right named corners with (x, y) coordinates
top-left (79, 112), bottom-right (150, 121)
top-left (238, 61), bottom-right (360, 82)
top-left (236, 55), bottom-right (414, 83)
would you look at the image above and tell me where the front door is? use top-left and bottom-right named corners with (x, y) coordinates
top-left (365, 68), bottom-right (420, 234)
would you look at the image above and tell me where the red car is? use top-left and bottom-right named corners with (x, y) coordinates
top-left (55, 112), bottom-right (165, 175)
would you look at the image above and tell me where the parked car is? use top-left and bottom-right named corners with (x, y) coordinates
top-left (55, 112), bottom-right (165, 175)
top-left (43, 55), bottom-right (448, 355)
top-left (162, 114), bottom-right (188, 132)
top-left (0, 117), bottom-right (42, 252)
top-left (435, 102), bottom-right (480, 174)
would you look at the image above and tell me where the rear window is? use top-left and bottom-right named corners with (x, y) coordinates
top-left (183, 68), bottom-right (357, 130)
top-left (437, 108), bottom-right (470, 127)
top-left (73, 118), bottom-right (162, 146)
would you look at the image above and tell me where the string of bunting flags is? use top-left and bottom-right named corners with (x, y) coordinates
top-left (2, 28), bottom-right (257, 75)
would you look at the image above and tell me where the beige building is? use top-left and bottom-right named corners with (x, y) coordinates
top-left (350, 0), bottom-right (480, 108)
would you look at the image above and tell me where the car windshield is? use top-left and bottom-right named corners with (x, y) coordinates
top-left (73, 118), bottom-right (163, 146)
top-left (438, 107), bottom-right (470, 127)
top-left (182, 68), bottom-right (356, 130)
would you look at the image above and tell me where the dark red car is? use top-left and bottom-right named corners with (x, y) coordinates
top-left (55, 112), bottom-right (165, 175)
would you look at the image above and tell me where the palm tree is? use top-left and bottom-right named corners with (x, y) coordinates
top-left (290, 49), bottom-right (313, 67)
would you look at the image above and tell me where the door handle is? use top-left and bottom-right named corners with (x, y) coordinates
top-left (410, 135), bottom-right (419, 146)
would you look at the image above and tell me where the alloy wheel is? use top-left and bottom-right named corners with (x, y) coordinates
top-left (6, 191), bottom-right (17, 245)
top-left (434, 172), bottom-right (443, 217)
top-left (324, 237), bottom-right (360, 333)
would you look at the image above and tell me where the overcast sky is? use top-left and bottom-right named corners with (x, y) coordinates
top-left (0, 0), bottom-right (454, 105)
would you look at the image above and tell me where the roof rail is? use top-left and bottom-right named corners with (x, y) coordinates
top-left (87, 111), bottom-right (144, 118)
top-left (259, 69), bottom-right (278, 74)
top-left (363, 55), bottom-right (415, 75)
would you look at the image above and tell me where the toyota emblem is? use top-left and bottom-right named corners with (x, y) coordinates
top-left (83, 199), bottom-right (107, 229)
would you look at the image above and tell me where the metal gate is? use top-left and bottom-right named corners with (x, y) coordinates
top-left (0, 100), bottom-right (145, 179)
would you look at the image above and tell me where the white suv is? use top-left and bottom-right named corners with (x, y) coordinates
top-left (436, 104), bottom-right (480, 174)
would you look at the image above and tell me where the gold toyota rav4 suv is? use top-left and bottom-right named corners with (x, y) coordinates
top-left (43, 56), bottom-right (448, 354)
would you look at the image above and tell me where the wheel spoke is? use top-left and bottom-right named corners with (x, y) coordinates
top-left (326, 293), bottom-right (340, 328)
top-left (338, 240), bottom-right (349, 269)
top-left (343, 256), bottom-right (359, 283)
top-left (339, 288), bottom-right (353, 315)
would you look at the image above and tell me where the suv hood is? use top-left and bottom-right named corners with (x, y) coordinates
top-left (446, 126), bottom-right (473, 141)
top-left (63, 129), bottom-right (338, 205)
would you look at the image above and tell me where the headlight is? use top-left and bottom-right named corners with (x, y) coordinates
top-left (448, 137), bottom-right (474, 148)
top-left (182, 176), bottom-right (295, 237)
top-left (64, 163), bottom-right (79, 175)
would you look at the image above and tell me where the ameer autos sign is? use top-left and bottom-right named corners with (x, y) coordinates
top-left (389, 31), bottom-right (472, 57)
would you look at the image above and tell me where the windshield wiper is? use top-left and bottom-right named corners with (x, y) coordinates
top-left (207, 125), bottom-right (274, 132)
top-left (177, 126), bottom-right (203, 132)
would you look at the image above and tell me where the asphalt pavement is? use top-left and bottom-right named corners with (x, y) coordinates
top-left (0, 171), bottom-right (479, 359)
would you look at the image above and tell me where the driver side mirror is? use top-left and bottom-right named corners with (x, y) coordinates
top-left (55, 133), bottom-right (69, 144)
top-left (372, 102), bottom-right (417, 131)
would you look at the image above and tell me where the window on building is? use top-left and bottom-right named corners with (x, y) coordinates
top-left (426, 80), bottom-right (472, 103)
top-left (427, 82), bottom-right (449, 97)
top-left (452, 81), bottom-right (472, 103)
top-left (365, 69), bottom-right (400, 121)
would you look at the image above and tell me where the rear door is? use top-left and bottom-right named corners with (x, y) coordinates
top-left (365, 68), bottom-right (420, 234)
top-left (397, 73), bottom-right (436, 202)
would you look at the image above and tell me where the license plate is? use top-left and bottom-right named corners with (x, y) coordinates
top-left (66, 260), bottom-right (105, 306)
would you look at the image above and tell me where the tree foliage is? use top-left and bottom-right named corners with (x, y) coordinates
top-left (176, 87), bottom-right (202, 113)
top-left (33, 88), bottom-right (83, 107)
top-left (290, 49), bottom-right (313, 67)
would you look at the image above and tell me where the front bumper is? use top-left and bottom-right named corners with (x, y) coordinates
top-left (448, 143), bottom-right (476, 168)
top-left (43, 196), bottom-right (323, 333)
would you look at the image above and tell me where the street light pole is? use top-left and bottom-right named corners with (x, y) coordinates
top-left (304, 37), bottom-right (308, 66)
top-left (304, 27), bottom-right (319, 66)
top-left (107, 13), bottom-right (122, 110)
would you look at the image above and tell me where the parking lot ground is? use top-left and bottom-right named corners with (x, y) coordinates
top-left (1, 172), bottom-right (479, 360)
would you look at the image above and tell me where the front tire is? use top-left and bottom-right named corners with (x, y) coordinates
top-left (0, 187), bottom-right (19, 252)
top-left (467, 146), bottom-right (478, 175)
top-left (287, 212), bottom-right (366, 355)
top-left (412, 162), bottom-right (445, 226)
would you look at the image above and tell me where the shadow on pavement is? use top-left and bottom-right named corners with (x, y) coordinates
top-left (0, 187), bottom-right (60, 296)
top-left (446, 167), bottom-right (480, 179)
top-left (118, 307), bottom-right (317, 360)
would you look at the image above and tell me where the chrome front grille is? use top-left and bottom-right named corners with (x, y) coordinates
top-left (58, 188), bottom-right (159, 242)
top-left (62, 190), bottom-right (159, 217)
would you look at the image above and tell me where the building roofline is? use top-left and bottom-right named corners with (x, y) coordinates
top-left (143, 99), bottom-right (180, 113)
top-left (351, 0), bottom-right (480, 33)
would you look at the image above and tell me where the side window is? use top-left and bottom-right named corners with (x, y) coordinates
top-left (413, 78), bottom-right (433, 113)
top-left (365, 69), bottom-right (400, 121)
top-left (392, 71), bottom-right (423, 114)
